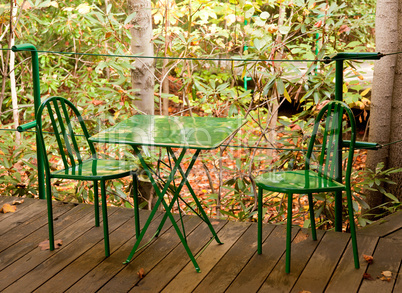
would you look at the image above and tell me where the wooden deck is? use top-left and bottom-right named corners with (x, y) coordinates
top-left (0, 195), bottom-right (401, 293)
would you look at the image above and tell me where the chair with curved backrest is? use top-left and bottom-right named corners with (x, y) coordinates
top-left (36, 96), bottom-right (140, 257)
top-left (256, 100), bottom-right (359, 273)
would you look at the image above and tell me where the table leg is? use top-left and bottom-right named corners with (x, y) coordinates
top-left (156, 148), bottom-right (222, 245)
top-left (124, 146), bottom-right (202, 272)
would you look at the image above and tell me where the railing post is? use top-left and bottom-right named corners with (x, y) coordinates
top-left (12, 44), bottom-right (45, 200)
top-left (329, 52), bottom-right (383, 231)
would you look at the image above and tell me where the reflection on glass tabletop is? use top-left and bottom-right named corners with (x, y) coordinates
top-left (89, 115), bottom-right (247, 150)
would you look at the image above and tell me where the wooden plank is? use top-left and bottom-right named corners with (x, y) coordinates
top-left (35, 207), bottom-right (149, 292)
top-left (290, 231), bottom-right (350, 293)
top-left (393, 263), bottom-right (402, 293)
top-left (0, 201), bottom-right (76, 253)
top-left (160, 220), bottom-right (251, 293)
top-left (258, 228), bottom-right (326, 293)
top-left (193, 222), bottom-right (275, 293)
top-left (0, 196), bottom-right (20, 207)
top-left (325, 234), bottom-right (379, 293)
top-left (0, 203), bottom-right (108, 291)
top-left (386, 227), bottom-right (402, 240)
top-left (359, 210), bottom-right (402, 237)
top-left (0, 203), bottom-right (94, 271)
top-left (2, 207), bottom-right (128, 292)
top-left (226, 225), bottom-right (300, 293)
top-left (0, 198), bottom-right (43, 228)
top-left (94, 216), bottom-right (206, 292)
top-left (127, 219), bottom-right (229, 292)
top-left (358, 237), bottom-right (402, 293)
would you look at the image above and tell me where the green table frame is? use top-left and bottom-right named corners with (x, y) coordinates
top-left (89, 115), bottom-right (246, 272)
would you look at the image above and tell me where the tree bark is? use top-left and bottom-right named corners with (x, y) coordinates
top-left (10, 1), bottom-right (20, 144)
top-left (387, 2), bottom-right (402, 198)
top-left (127, 0), bottom-right (155, 115)
top-left (366, 0), bottom-right (402, 209)
top-left (127, 0), bottom-right (156, 209)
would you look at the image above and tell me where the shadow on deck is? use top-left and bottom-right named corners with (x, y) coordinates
top-left (0, 196), bottom-right (401, 292)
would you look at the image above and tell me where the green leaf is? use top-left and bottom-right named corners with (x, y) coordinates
top-left (279, 26), bottom-right (291, 35)
top-left (276, 79), bottom-right (284, 95)
top-left (124, 12), bottom-right (136, 25)
top-left (384, 192), bottom-right (400, 203)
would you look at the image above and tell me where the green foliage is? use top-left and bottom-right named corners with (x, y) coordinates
top-left (0, 130), bottom-right (37, 198)
top-left (354, 162), bottom-right (402, 225)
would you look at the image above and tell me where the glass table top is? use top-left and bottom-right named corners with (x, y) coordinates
top-left (89, 115), bottom-right (246, 150)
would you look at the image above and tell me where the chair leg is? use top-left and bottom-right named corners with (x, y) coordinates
top-left (346, 189), bottom-right (360, 269)
top-left (258, 187), bottom-right (263, 254)
top-left (132, 173), bottom-right (140, 239)
top-left (286, 193), bottom-right (293, 274)
top-left (46, 176), bottom-right (55, 251)
top-left (100, 180), bottom-right (110, 257)
top-left (307, 193), bottom-right (317, 241)
top-left (94, 181), bottom-right (100, 227)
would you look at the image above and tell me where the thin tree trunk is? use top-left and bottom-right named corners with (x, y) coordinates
top-left (127, 0), bottom-right (156, 209)
top-left (127, 0), bottom-right (155, 115)
top-left (10, 1), bottom-right (20, 144)
top-left (162, 0), bottom-right (170, 115)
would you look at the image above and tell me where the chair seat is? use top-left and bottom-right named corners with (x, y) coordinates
top-left (255, 170), bottom-right (345, 194)
top-left (51, 159), bottom-right (138, 180)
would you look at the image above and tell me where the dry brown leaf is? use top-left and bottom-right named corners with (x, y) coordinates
top-left (299, 290), bottom-right (311, 293)
top-left (12, 199), bottom-right (25, 205)
top-left (38, 239), bottom-right (63, 251)
top-left (363, 254), bottom-right (374, 264)
top-left (294, 232), bottom-right (309, 244)
top-left (137, 268), bottom-right (145, 279)
top-left (363, 273), bottom-right (373, 280)
top-left (0, 203), bottom-right (17, 213)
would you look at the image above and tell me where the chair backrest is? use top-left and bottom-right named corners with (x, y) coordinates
top-left (36, 96), bottom-right (97, 175)
top-left (305, 100), bottom-right (356, 186)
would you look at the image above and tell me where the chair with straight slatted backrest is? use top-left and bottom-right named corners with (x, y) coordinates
top-left (36, 96), bottom-right (140, 256)
top-left (256, 100), bottom-right (359, 273)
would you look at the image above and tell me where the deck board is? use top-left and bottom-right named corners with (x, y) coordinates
top-left (0, 196), bottom-right (401, 292)
top-left (258, 229), bottom-right (326, 293)
top-left (325, 234), bottom-right (379, 293)
top-left (226, 225), bottom-right (300, 293)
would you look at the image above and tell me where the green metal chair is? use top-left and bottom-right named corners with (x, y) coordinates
top-left (36, 96), bottom-right (140, 257)
top-left (256, 100), bottom-right (359, 273)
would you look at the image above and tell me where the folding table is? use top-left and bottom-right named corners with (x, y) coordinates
top-left (89, 115), bottom-right (246, 272)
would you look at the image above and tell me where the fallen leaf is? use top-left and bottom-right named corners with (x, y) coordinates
top-left (294, 232), bottom-right (309, 244)
top-left (137, 268), bottom-right (145, 279)
top-left (39, 239), bottom-right (63, 250)
top-left (363, 254), bottom-right (374, 264)
top-left (0, 204), bottom-right (17, 213)
top-left (381, 271), bottom-right (392, 278)
top-left (363, 273), bottom-right (373, 280)
top-left (12, 199), bottom-right (25, 205)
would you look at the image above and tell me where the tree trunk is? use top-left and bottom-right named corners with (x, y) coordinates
top-left (366, 0), bottom-right (402, 210)
top-left (161, 0), bottom-right (170, 115)
top-left (10, 2), bottom-right (20, 145)
top-left (387, 2), bottom-right (402, 198)
top-left (127, 0), bottom-right (155, 115)
top-left (127, 0), bottom-right (156, 209)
